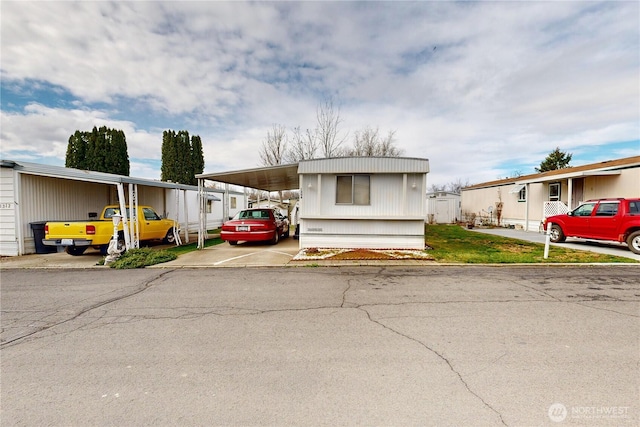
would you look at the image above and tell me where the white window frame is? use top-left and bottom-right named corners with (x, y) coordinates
top-left (336, 175), bottom-right (370, 205)
top-left (518, 186), bottom-right (526, 202)
top-left (549, 183), bottom-right (561, 201)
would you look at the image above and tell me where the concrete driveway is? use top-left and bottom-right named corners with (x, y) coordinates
top-left (161, 236), bottom-right (302, 268)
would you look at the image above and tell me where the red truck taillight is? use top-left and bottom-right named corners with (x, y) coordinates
top-left (86, 225), bottom-right (96, 235)
top-left (45, 224), bottom-right (49, 235)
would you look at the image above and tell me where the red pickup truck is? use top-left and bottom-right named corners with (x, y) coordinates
top-left (543, 198), bottom-right (640, 254)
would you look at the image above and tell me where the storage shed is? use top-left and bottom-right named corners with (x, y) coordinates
top-left (426, 192), bottom-right (461, 224)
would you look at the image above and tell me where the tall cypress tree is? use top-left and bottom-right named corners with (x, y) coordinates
top-left (161, 130), bottom-right (177, 182)
top-left (65, 130), bottom-right (88, 169)
top-left (161, 129), bottom-right (205, 185)
top-left (65, 126), bottom-right (130, 175)
top-left (190, 135), bottom-right (205, 185)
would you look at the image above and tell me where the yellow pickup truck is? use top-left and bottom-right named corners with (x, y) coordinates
top-left (43, 205), bottom-right (177, 256)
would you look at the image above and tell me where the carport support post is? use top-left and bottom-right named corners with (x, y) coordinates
top-left (544, 222), bottom-right (552, 259)
top-left (197, 178), bottom-right (205, 249)
top-left (116, 183), bottom-right (131, 250)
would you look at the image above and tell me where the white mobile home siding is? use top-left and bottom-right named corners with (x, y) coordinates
top-left (298, 157), bottom-right (429, 249)
top-left (0, 167), bottom-right (18, 256)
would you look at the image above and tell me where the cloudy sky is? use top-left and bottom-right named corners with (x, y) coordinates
top-left (1, 1), bottom-right (639, 188)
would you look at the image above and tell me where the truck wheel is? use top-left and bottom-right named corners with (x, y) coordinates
top-left (66, 246), bottom-right (87, 256)
top-left (100, 234), bottom-right (125, 255)
top-left (163, 229), bottom-right (176, 244)
top-left (549, 225), bottom-right (566, 243)
top-left (626, 230), bottom-right (640, 254)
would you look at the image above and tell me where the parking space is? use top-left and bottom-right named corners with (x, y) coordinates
top-left (160, 237), bottom-right (301, 268)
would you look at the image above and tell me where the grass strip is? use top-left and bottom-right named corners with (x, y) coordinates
top-left (426, 224), bottom-right (636, 264)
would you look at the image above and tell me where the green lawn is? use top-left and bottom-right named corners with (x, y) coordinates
top-left (425, 224), bottom-right (636, 263)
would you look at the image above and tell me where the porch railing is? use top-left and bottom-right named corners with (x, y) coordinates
top-left (543, 201), bottom-right (569, 218)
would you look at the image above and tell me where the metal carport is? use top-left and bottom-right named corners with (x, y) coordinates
top-left (196, 163), bottom-right (300, 248)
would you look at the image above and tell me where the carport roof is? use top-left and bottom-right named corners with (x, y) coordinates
top-left (197, 163), bottom-right (300, 192)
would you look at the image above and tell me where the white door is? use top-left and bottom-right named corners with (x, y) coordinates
top-left (435, 200), bottom-right (450, 223)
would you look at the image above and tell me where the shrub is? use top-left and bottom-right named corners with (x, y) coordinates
top-left (110, 247), bottom-right (177, 269)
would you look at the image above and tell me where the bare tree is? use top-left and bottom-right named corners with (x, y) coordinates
top-left (259, 124), bottom-right (288, 166)
top-left (316, 97), bottom-right (347, 158)
top-left (428, 178), bottom-right (471, 194)
top-left (286, 126), bottom-right (318, 163)
top-left (346, 126), bottom-right (403, 157)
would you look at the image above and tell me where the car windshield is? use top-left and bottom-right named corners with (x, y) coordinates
top-left (235, 209), bottom-right (272, 220)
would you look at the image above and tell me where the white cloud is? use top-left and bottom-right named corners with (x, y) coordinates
top-left (1, 1), bottom-right (638, 187)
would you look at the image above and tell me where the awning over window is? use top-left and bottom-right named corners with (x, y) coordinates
top-left (509, 183), bottom-right (526, 194)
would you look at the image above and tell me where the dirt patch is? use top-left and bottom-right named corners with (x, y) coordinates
top-left (331, 249), bottom-right (397, 260)
top-left (293, 248), bottom-right (434, 261)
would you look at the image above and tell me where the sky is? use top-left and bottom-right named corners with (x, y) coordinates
top-left (1, 1), bottom-right (639, 189)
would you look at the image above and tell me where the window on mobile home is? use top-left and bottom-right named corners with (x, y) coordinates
top-left (336, 175), bottom-right (370, 205)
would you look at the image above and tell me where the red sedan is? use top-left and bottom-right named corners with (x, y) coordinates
top-left (221, 208), bottom-right (290, 245)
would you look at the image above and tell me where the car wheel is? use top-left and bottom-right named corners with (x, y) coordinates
top-left (228, 240), bottom-right (238, 246)
top-left (66, 245), bottom-right (87, 256)
top-left (549, 224), bottom-right (566, 243)
top-left (270, 230), bottom-right (279, 245)
top-left (163, 229), bottom-right (176, 244)
top-left (626, 230), bottom-right (640, 254)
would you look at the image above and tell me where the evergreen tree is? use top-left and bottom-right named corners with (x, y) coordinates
top-left (161, 129), bottom-right (205, 185)
top-left (177, 130), bottom-right (193, 185)
top-left (161, 130), bottom-right (177, 182)
top-left (65, 131), bottom-right (88, 169)
top-left (191, 135), bottom-right (205, 184)
top-left (64, 126), bottom-right (130, 175)
top-left (536, 147), bottom-right (573, 173)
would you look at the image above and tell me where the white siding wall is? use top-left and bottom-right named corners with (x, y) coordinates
top-left (299, 219), bottom-right (425, 249)
top-left (0, 167), bottom-right (18, 256)
top-left (299, 172), bottom-right (426, 249)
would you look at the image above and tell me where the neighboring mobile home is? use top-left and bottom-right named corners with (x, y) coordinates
top-left (0, 160), bottom-right (242, 256)
top-left (461, 156), bottom-right (640, 231)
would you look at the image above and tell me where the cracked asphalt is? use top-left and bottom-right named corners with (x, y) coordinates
top-left (1, 266), bottom-right (638, 426)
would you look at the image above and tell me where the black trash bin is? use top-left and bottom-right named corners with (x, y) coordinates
top-left (30, 222), bottom-right (57, 254)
